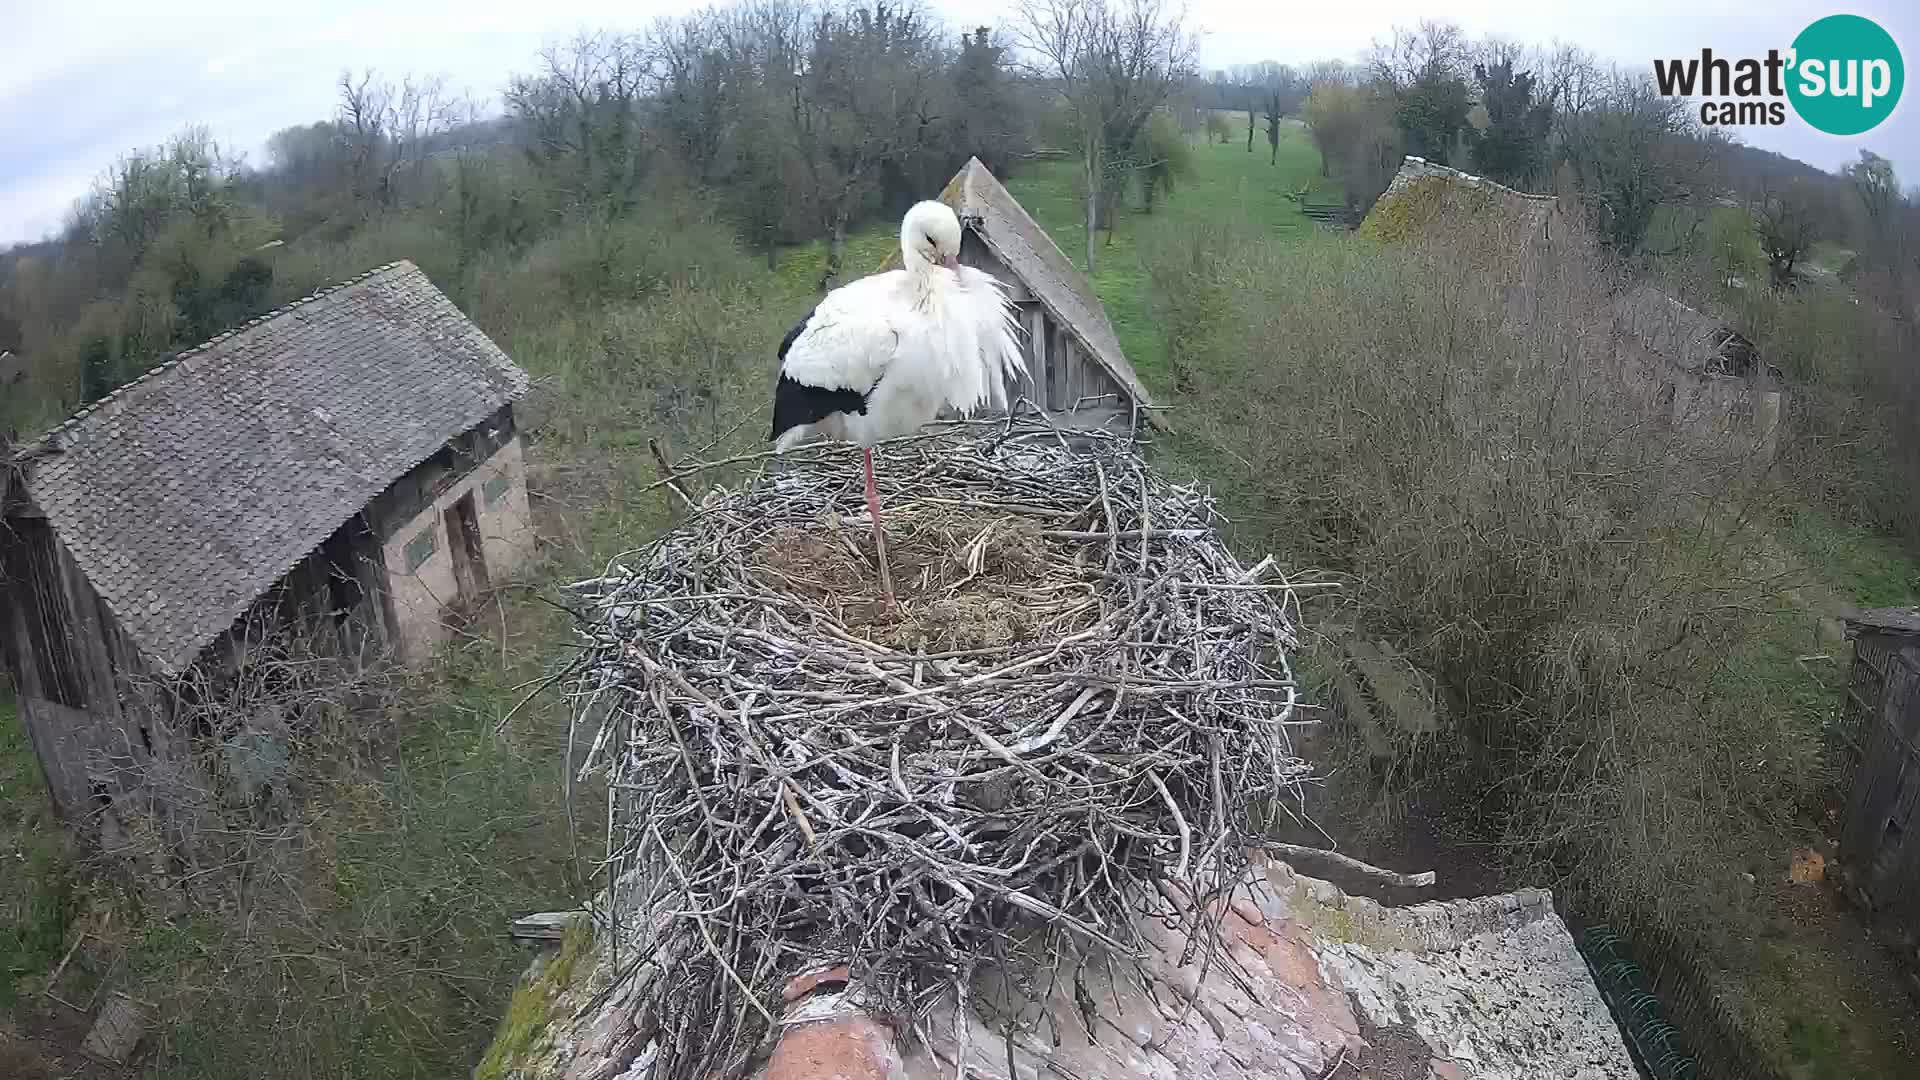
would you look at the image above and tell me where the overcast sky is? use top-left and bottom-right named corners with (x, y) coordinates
top-left (2, 0), bottom-right (1915, 246)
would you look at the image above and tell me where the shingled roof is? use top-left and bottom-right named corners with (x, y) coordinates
top-left (929, 157), bottom-right (1155, 420)
top-left (1611, 283), bottom-right (1762, 378)
top-left (13, 261), bottom-right (529, 675)
top-left (1361, 156), bottom-right (1557, 247)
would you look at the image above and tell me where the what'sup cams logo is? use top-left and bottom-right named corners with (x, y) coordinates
top-left (1654, 14), bottom-right (1903, 135)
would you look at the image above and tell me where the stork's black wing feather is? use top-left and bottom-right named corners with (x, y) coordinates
top-left (770, 303), bottom-right (868, 441)
top-left (777, 304), bottom-right (815, 364)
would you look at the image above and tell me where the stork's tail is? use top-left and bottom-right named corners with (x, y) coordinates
top-left (773, 423), bottom-right (818, 453)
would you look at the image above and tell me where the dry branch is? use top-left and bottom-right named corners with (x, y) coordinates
top-left (566, 419), bottom-right (1312, 1080)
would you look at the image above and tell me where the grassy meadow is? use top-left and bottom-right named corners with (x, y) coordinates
top-left (3, 120), bottom-right (1918, 1078)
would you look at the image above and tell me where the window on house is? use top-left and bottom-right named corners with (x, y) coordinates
top-left (403, 525), bottom-right (438, 573)
top-left (482, 473), bottom-right (512, 507)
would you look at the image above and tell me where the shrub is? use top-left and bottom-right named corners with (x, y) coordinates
top-left (464, 192), bottom-right (754, 337)
top-left (1724, 282), bottom-right (1920, 548)
top-left (1145, 207), bottom-right (1804, 953)
top-left (1137, 111), bottom-right (1194, 212)
top-left (266, 212), bottom-right (463, 303)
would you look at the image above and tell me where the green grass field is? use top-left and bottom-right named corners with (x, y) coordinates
top-left (1000, 126), bottom-right (1331, 389)
top-left (0, 687), bottom-right (72, 1015)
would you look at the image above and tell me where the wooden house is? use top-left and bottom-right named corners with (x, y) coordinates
top-left (1361, 156), bottom-right (1784, 465)
top-left (1360, 156), bottom-right (1564, 274)
top-left (1836, 607), bottom-right (1920, 944)
top-left (1610, 284), bottom-right (1783, 463)
top-left (0, 261), bottom-right (534, 826)
top-left (892, 158), bottom-right (1157, 432)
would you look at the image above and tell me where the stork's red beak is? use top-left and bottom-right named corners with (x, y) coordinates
top-left (941, 254), bottom-right (960, 272)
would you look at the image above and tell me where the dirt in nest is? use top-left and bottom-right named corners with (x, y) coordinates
top-left (750, 512), bottom-right (1068, 651)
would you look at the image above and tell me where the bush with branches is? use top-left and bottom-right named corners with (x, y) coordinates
top-left (1145, 201), bottom-right (1802, 962)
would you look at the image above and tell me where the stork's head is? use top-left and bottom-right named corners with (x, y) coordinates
top-left (901, 201), bottom-right (963, 275)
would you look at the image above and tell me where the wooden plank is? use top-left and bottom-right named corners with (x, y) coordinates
top-left (1024, 307), bottom-right (1048, 412)
top-left (1049, 325), bottom-right (1068, 410)
top-left (961, 236), bottom-right (1032, 302)
top-left (1895, 648), bottom-right (1920, 741)
top-left (511, 910), bottom-right (588, 942)
top-left (1021, 306), bottom-right (1045, 410)
top-left (1850, 659), bottom-right (1920, 906)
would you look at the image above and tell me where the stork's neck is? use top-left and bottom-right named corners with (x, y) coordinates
top-left (900, 237), bottom-right (934, 278)
top-left (899, 240), bottom-right (941, 307)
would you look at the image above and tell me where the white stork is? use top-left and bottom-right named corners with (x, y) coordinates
top-left (770, 200), bottom-right (1026, 608)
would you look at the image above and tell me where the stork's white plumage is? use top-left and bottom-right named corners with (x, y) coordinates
top-left (770, 200), bottom-right (1026, 608)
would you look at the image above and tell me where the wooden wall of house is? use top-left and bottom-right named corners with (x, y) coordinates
top-left (957, 235), bottom-right (1132, 417)
top-left (0, 406), bottom-right (528, 830)
top-left (0, 514), bottom-right (171, 822)
top-left (1840, 634), bottom-right (1920, 937)
top-left (196, 513), bottom-right (390, 685)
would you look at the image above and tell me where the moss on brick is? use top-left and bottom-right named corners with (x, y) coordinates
top-left (474, 922), bottom-right (592, 1080)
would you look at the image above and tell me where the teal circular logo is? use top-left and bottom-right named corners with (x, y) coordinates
top-left (1788, 15), bottom-right (1903, 136)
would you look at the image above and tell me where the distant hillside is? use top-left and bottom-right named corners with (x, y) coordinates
top-left (1720, 141), bottom-right (1843, 198)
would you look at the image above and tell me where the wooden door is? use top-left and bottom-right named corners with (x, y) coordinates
top-left (443, 493), bottom-right (489, 603)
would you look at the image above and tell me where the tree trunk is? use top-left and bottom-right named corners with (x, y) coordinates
top-left (820, 209), bottom-right (848, 293)
top-left (1084, 143), bottom-right (1099, 274)
top-left (1247, 110), bottom-right (1254, 152)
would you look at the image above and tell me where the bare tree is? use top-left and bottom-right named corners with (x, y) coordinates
top-left (1541, 43), bottom-right (1604, 119)
top-left (1303, 81), bottom-right (1401, 213)
top-left (505, 33), bottom-right (652, 212)
top-left (1221, 62), bottom-right (1301, 167)
top-left (784, 3), bottom-right (944, 289)
top-left (387, 75), bottom-right (459, 200)
top-left (1555, 70), bottom-right (1726, 252)
top-left (1257, 65), bottom-right (1303, 166)
top-left (1305, 59), bottom-right (1354, 86)
top-left (1755, 181), bottom-right (1821, 289)
top-left (1367, 19), bottom-right (1468, 90)
top-left (335, 70), bottom-right (458, 210)
top-left (336, 71), bottom-right (392, 206)
top-left (1015, 0), bottom-right (1197, 272)
top-left (651, 9), bottom-right (750, 189)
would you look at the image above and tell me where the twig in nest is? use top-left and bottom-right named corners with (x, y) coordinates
top-left (564, 418), bottom-right (1312, 1080)
top-left (649, 436), bottom-right (694, 508)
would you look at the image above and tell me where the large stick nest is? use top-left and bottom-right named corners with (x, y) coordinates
top-left (566, 419), bottom-right (1313, 1080)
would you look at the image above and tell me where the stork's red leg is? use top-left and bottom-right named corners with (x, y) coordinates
top-left (864, 447), bottom-right (896, 611)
